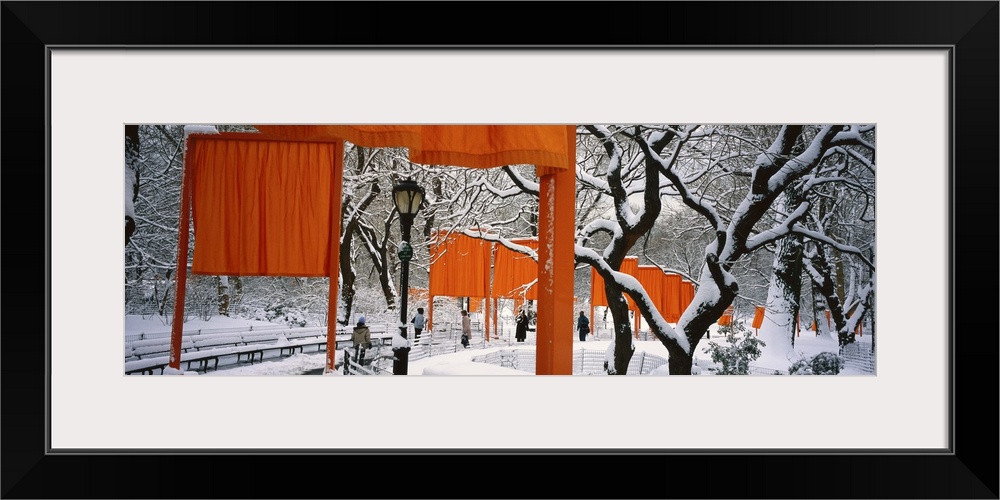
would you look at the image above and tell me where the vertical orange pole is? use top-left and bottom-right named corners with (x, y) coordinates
top-left (325, 141), bottom-right (344, 372)
top-left (634, 310), bottom-right (641, 338)
top-left (493, 297), bottom-right (499, 339)
top-left (428, 296), bottom-right (434, 332)
top-left (168, 137), bottom-right (194, 371)
top-left (536, 126), bottom-right (575, 375)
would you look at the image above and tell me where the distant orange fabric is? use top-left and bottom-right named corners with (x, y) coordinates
top-left (752, 306), bottom-right (766, 329)
top-left (492, 238), bottom-right (539, 300)
top-left (637, 266), bottom-right (664, 319)
top-left (718, 305), bottom-right (734, 326)
top-left (663, 274), bottom-right (683, 323)
top-left (590, 256), bottom-right (641, 309)
top-left (189, 137), bottom-right (340, 276)
top-left (428, 231), bottom-right (491, 298)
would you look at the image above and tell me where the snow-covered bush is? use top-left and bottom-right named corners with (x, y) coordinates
top-left (788, 351), bottom-right (845, 375)
top-left (702, 322), bottom-right (766, 375)
top-left (254, 303), bottom-right (308, 327)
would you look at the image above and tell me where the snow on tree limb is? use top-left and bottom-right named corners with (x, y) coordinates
top-left (791, 225), bottom-right (874, 270)
top-left (745, 202), bottom-right (812, 252)
top-left (575, 246), bottom-right (688, 352)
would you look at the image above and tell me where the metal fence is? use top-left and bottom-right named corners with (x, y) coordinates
top-left (471, 348), bottom-right (668, 375)
top-left (840, 341), bottom-right (876, 374)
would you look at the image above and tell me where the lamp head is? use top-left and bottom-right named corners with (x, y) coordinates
top-left (392, 178), bottom-right (424, 216)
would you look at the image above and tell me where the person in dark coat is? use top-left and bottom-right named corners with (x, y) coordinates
top-left (460, 310), bottom-right (471, 348)
top-left (577, 310), bottom-right (590, 341)
top-left (515, 309), bottom-right (529, 343)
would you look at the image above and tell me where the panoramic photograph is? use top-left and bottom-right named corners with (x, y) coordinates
top-left (123, 124), bottom-right (876, 377)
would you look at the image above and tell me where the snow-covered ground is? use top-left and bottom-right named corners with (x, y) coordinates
top-left (126, 314), bottom-right (869, 376)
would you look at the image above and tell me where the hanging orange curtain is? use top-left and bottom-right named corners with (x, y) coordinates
top-left (254, 125), bottom-right (573, 171)
top-left (752, 306), bottom-right (766, 329)
top-left (589, 257), bottom-right (640, 308)
top-left (718, 305), bottom-right (734, 326)
top-left (621, 257), bottom-right (639, 311)
top-left (590, 267), bottom-right (608, 307)
top-left (428, 231), bottom-right (490, 298)
top-left (663, 273), bottom-right (682, 323)
top-left (637, 265), bottom-right (665, 319)
top-left (513, 297), bottom-right (525, 316)
top-left (680, 280), bottom-right (695, 313)
top-left (492, 238), bottom-right (538, 300)
top-left (188, 135), bottom-right (339, 276)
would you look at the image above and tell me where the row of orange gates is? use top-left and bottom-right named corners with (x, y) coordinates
top-left (718, 306), bottom-right (864, 337)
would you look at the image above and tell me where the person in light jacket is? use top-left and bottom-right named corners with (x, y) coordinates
top-left (352, 315), bottom-right (372, 364)
top-left (412, 307), bottom-right (426, 341)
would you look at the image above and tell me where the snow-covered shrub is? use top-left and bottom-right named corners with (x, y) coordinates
top-left (702, 322), bottom-right (766, 375)
top-left (788, 352), bottom-right (845, 375)
top-left (255, 303), bottom-right (308, 327)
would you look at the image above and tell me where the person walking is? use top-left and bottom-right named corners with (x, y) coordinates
top-left (460, 310), bottom-right (472, 348)
top-left (577, 310), bottom-right (590, 342)
top-left (412, 307), bottom-right (426, 342)
top-left (352, 315), bottom-right (372, 365)
top-left (515, 309), bottom-right (529, 343)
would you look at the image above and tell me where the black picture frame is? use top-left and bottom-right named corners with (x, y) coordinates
top-left (3, 2), bottom-right (997, 498)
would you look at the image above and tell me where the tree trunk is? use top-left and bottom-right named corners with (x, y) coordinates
top-left (761, 232), bottom-right (805, 354)
top-left (766, 188), bottom-right (806, 352)
top-left (605, 289), bottom-right (634, 375)
top-left (216, 276), bottom-right (230, 316)
top-left (807, 245), bottom-right (851, 344)
top-left (124, 125), bottom-right (140, 246)
top-left (339, 237), bottom-right (357, 326)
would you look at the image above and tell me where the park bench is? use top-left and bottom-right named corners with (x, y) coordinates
top-left (233, 337), bottom-right (331, 364)
top-left (240, 333), bottom-right (281, 345)
top-left (131, 340), bottom-right (195, 359)
top-left (124, 347), bottom-right (238, 374)
top-left (192, 335), bottom-right (244, 351)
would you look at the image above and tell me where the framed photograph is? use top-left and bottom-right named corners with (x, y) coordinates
top-left (5, 2), bottom-right (996, 498)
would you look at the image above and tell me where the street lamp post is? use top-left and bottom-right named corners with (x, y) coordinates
top-left (392, 178), bottom-right (424, 375)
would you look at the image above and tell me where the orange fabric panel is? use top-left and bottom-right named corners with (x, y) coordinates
top-left (254, 125), bottom-right (573, 171)
top-left (663, 274), bottom-right (682, 323)
top-left (718, 305), bottom-right (734, 326)
top-left (621, 257), bottom-right (639, 310)
top-left (408, 287), bottom-right (429, 305)
top-left (590, 267), bottom-right (608, 307)
top-left (590, 256), bottom-right (640, 309)
top-left (637, 266), bottom-right (665, 319)
top-left (188, 136), bottom-right (339, 277)
top-left (513, 297), bottom-right (525, 316)
top-left (752, 306), bottom-right (766, 329)
top-left (680, 280), bottom-right (695, 313)
top-left (492, 238), bottom-right (538, 300)
top-left (428, 231), bottom-right (490, 298)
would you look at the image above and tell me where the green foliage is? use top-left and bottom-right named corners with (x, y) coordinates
top-left (702, 322), bottom-right (766, 375)
top-left (788, 351), bottom-right (845, 375)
